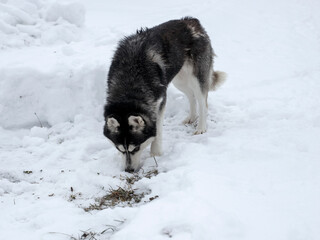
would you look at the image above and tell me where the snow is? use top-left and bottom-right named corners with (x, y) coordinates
top-left (1, 0), bottom-right (320, 239)
top-left (0, 0), bottom-right (85, 48)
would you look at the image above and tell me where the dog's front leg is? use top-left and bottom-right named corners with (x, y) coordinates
top-left (151, 106), bottom-right (165, 156)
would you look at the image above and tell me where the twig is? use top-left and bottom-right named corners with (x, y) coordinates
top-left (34, 112), bottom-right (43, 128)
top-left (80, 230), bottom-right (98, 240)
top-left (153, 156), bottom-right (158, 167)
top-left (100, 225), bottom-right (117, 234)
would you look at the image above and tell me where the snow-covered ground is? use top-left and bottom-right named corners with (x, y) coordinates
top-left (1, 0), bottom-right (320, 239)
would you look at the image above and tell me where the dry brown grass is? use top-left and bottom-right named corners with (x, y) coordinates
top-left (84, 169), bottom-right (159, 212)
top-left (84, 185), bottom-right (147, 211)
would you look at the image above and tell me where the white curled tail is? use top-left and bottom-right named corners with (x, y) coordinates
top-left (210, 71), bottom-right (227, 91)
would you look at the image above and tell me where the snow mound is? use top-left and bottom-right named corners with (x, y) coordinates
top-left (0, 58), bottom-right (107, 128)
top-left (0, 0), bottom-right (85, 48)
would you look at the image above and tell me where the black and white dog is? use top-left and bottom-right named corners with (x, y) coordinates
top-left (103, 17), bottom-right (226, 172)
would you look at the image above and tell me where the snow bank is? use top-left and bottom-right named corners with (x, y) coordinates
top-left (0, 51), bottom-right (107, 128)
top-left (0, 0), bottom-right (85, 48)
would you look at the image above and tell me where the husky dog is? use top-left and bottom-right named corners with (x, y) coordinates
top-left (103, 17), bottom-right (226, 172)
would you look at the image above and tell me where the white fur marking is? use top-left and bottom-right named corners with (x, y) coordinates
top-left (147, 49), bottom-right (166, 70)
top-left (187, 25), bottom-right (205, 38)
top-left (128, 145), bottom-right (135, 152)
top-left (118, 145), bottom-right (125, 152)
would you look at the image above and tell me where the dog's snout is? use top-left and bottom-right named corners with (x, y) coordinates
top-left (125, 151), bottom-right (133, 173)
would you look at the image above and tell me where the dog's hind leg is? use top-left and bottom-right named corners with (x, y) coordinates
top-left (172, 62), bottom-right (197, 124)
top-left (182, 90), bottom-right (197, 124)
top-left (193, 86), bottom-right (208, 135)
top-left (174, 84), bottom-right (197, 124)
top-left (173, 60), bottom-right (209, 134)
top-left (190, 41), bottom-right (213, 134)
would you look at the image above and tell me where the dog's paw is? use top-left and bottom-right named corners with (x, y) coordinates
top-left (194, 128), bottom-right (207, 135)
top-left (182, 115), bottom-right (197, 125)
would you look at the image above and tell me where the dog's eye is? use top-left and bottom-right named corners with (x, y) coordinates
top-left (131, 146), bottom-right (140, 153)
top-left (128, 145), bottom-right (140, 153)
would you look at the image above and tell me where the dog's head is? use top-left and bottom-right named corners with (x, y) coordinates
top-left (103, 110), bottom-right (156, 172)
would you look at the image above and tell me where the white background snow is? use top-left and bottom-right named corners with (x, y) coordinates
top-left (1, 0), bottom-right (320, 239)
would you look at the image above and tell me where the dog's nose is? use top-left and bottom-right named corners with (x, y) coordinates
top-left (125, 166), bottom-right (134, 173)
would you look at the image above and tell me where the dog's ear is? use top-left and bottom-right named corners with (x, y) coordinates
top-left (128, 116), bottom-right (145, 132)
top-left (106, 117), bottom-right (120, 132)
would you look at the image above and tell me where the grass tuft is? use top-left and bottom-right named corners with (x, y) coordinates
top-left (84, 169), bottom-right (159, 211)
top-left (84, 185), bottom-right (146, 211)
